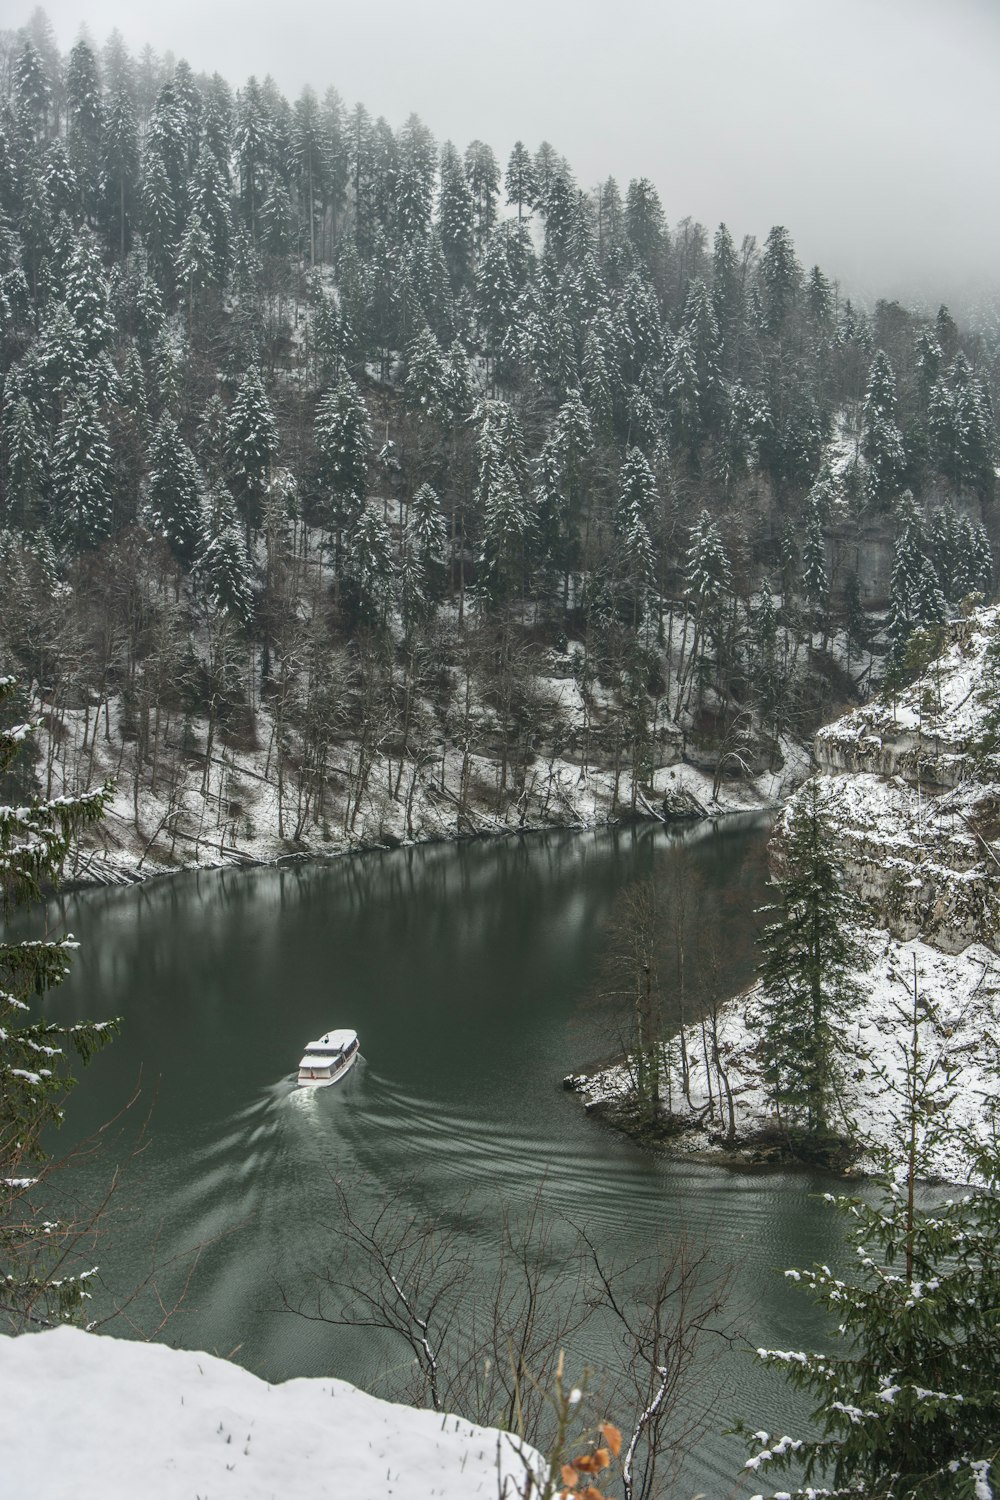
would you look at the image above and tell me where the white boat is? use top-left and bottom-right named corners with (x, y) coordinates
top-left (296, 1029), bottom-right (360, 1088)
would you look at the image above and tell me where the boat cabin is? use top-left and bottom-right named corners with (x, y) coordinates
top-left (296, 1029), bottom-right (359, 1086)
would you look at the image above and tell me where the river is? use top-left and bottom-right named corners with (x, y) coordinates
top-left (39, 817), bottom-right (845, 1493)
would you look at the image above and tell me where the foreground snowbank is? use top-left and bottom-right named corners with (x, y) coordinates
top-left (578, 931), bottom-right (1000, 1183)
top-left (2, 1326), bottom-right (541, 1500)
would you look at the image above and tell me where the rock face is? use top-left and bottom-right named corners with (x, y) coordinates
top-left (661, 786), bottom-right (708, 821)
top-left (797, 608), bottom-right (1000, 954)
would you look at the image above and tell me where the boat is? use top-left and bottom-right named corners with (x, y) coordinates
top-left (296, 1028), bottom-right (360, 1088)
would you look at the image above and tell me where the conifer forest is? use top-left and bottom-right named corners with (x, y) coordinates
top-left (0, 9), bottom-right (997, 857)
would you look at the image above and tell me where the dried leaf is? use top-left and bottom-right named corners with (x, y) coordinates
top-left (599, 1423), bottom-right (623, 1458)
top-left (561, 1465), bottom-right (579, 1487)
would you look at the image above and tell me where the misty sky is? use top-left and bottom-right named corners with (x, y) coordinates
top-left (21, 0), bottom-right (1000, 308)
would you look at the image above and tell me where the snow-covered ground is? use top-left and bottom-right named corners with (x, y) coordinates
top-left (577, 607), bottom-right (1000, 1183)
top-left (39, 652), bottom-right (807, 889)
top-left (578, 931), bottom-right (1000, 1183)
top-left (3, 1326), bottom-right (544, 1500)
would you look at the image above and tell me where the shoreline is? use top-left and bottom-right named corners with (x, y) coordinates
top-left (62, 767), bottom-right (784, 893)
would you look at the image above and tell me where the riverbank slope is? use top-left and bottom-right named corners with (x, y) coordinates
top-left (574, 606), bottom-right (1000, 1181)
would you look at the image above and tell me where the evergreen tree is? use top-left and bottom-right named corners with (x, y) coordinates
top-left (615, 447), bottom-right (658, 626)
top-left (624, 177), bottom-right (667, 288)
top-left (345, 500), bottom-right (397, 626)
top-left (478, 459), bottom-right (531, 604)
top-left (64, 38), bottom-right (103, 224)
top-left (1, 395), bottom-right (47, 528)
top-left (395, 113), bottom-right (437, 247)
top-left (225, 368), bottom-right (278, 536)
top-left (313, 370), bottom-right (372, 539)
top-left (464, 139), bottom-right (500, 256)
top-left (13, 39), bottom-right (52, 144)
top-left (235, 76), bottom-right (273, 246)
top-left (801, 502), bottom-right (829, 630)
top-left (51, 387), bottom-right (114, 551)
top-left (746, 985), bottom-right (1000, 1498)
top-left (755, 778), bottom-right (869, 1145)
top-left (407, 481), bottom-right (447, 606)
top-left (685, 508), bottom-right (730, 608)
top-left (758, 224), bottom-right (801, 334)
top-left (862, 350), bottom-right (905, 509)
top-left (438, 141), bottom-right (474, 290)
top-left (100, 85), bottom-right (140, 261)
top-left (504, 141), bottom-right (537, 224)
top-left (147, 414), bottom-right (203, 568)
top-left (711, 221), bottom-right (742, 367)
top-left (0, 679), bottom-right (116, 1332)
top-left (190, 141), bottom-right (232, 283)
top-left (63, 232), bottom-right (114, 359)
top-left (198, 482), bottom-right (254, 624)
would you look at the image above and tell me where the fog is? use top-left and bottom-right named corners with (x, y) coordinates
top-left (22, 0), bottom-right (1000, 310)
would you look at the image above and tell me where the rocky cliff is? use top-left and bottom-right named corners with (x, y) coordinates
top-left (578, 606), bottom-right (1000, 1180)
top-left (810, 606), bottom-right (1000, 953)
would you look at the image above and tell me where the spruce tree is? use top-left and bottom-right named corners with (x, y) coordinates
top-left (314, 370), bottom-right (372, 540)
top-left (504, 141), bottom-right (537, 225)
top-left (147, 414), bottom-right (203, 569)
top-left (862, 350), bottom-right (905, 510)
top-left (198, 482), bottom-right (254, 625)
top-left (745, 979), bottom-right (1000, 1498)
top-left (0, 678), bottom-right (116, 1331)
top-left (225, 368), bottom-right (278, 537)
top-left (754, 777), bottom-right (869, 1148)
top-left (51, 387), bottom-right (114, 552)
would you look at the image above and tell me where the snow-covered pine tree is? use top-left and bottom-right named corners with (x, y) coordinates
top-left (478, 457), bottom-right (531, 605)
top-left (404, 325), bottom-right (449, 424)
top-left (64, 38), bottom-right (103, 224)
top-left (190, 141), bottom-right (232, 283)
top-left (745, 973), bottom-right (1000, 1498)
top-left (313, 369), bottom-right (373, 542)
top-left (504, 141), bottom-right (537, 225)
top-left (801, 501), bottom-right (829, 636)
top-left (437, 141), bottom-right (474, 290)
top-left (464, 139), bottom-right (500, 257)
top-left (0, 677), bottom-right (116, 1332)
top-left (147, 414), bottom-right (204, 569)
top-left (614, 447), bottom-right (658, 629)
top-left (758, 223), bottom-right (801, 334)
top-left (345, 500), bottom-right (396, 627)
top-left (197, 482), bottom-right (254, 625)
top-left (225, 367), bottom-right (278, 537)
top-left (1, 396), bottom-right (47, 529)
top-left (407, 481), bottom-right (447, 604)
top-left (754, 777), bottom-right (869, 1149)
top-left (51, 387), bottom-right (114, 552)
top-left (100, 84), bottom-right (139, 262)
top-left (862, 350), bottom-right (905, 510)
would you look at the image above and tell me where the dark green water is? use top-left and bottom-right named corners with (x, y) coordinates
top-left (40, 817), bottom-right (843, 1492)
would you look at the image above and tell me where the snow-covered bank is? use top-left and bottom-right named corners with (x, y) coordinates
top-left (2, 1326), bottom-right (543, 1500)
top-left (574, 608), bottom-right (1000, 1182)
top-left (577, 932), bottom-right (1000, 1183)
top-left (53, 693), bottom-right (804, 889)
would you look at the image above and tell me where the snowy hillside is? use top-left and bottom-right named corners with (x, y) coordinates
top-left (575, 606), bottom-right (1000, 1180)
top-left (814, 604), bottom-right (1000, 951)
top-left (2, 1326), bottom-right (543, 1500)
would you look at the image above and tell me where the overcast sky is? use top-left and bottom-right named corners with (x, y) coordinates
top-left (22, 0), bottom-right (1000, 309)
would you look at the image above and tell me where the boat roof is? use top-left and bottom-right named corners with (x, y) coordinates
top-left (302, 1029), bottom-right (357, 1053)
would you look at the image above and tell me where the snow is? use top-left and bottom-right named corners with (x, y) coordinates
top-left (577, 606), bottom-right (1000, 1184)
top-left (579, 928), bottom-right (1000, 1183)
top-left (1, 1326), bottom-right (543, 1500)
